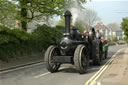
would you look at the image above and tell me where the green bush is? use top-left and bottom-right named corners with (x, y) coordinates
top-left (0, 25), bottom-right (31, 61)
top-left (31, 24), bottom-right (63, 51)
top-left (124, 36), bottom-right (128, 43)
top-left (0, 24), bottom-right (63, 61)
top-left (121, 18), bottom-right (128, 43)
top-left (0, 26), bottom-right (30, 45)
top-left (55, 25), bottom-right (65, 33)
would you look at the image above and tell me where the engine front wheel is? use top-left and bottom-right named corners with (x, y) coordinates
top-left (74, 45), bottom-right (89, 74)
top-left (44, 45), bottom-right (61, 73)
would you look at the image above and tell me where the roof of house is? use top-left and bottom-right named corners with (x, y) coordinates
top-left (93, 24), bottom-right (122, 32)
top-left (107, 26), bottom-right (122, 31)
top-left (93, 24), bottom-right (109, 30)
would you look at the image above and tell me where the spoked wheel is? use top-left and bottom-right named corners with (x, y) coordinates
top-left (44, 45), bottom-right (61, 73)
top-left (74, 45), bottom-right (89, 74)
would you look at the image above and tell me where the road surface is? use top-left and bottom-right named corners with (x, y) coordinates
top-left (0, 45), bottom-right (127, 85)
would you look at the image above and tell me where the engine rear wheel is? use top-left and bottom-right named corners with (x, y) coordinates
top-left (74, 45), bottom-right (89, 74)
top-left (44, 45), bottom-right (61, 73)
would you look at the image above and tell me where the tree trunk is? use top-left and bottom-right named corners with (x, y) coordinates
top-left (20, 0), bottom-right (27, 31)
top-left (21, 20), bottom-right (27, 31)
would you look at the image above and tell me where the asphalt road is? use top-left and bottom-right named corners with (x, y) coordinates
top-left (0, 45), bottom-right (127, 85)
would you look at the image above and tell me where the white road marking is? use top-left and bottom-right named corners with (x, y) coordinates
top-left (34, 67), bottom-right (65, 78)
top-left (90, 81), bottom-right (96, 85)
top-left (97, 82), bottom-right (101, 85)
top-left (85, 48), bottom-right (125, 85)
top-left (34, 72), bottom-right (50, 78)
top-left (90, 81), bottom-right (101, 85)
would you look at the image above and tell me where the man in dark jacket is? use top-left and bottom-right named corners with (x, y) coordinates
top-left (70, 24), bottom-right (80, 40)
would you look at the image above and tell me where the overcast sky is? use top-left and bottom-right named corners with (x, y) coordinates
top-left (85, 0), bottom-right (128, 25)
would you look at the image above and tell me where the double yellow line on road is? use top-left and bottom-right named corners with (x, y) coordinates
top-left (85, 48), bottom-right (125, 85)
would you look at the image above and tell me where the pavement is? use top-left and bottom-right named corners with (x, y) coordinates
top-left (0, 55), bottom-right (43, 72)
top-left (0, 45), bottom-right (127, 85)
top-left (92, 48), bottom-right (128, 85)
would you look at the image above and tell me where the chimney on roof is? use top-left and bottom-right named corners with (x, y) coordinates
top-left (97, 21), bottom-right (103, 25)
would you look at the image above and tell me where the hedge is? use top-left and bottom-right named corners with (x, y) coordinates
top-left (0, 24), bottom-right (63, 61)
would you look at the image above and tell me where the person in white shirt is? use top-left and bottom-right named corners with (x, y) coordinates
top-left (96, 30), bottom-right (101, 39)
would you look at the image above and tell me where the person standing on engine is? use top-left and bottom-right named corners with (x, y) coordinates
top-left (96, 30), bottom-right (101, 39)
top-left (70, 24), bottom-right (80, 40)
top-left (84, 29), bottom-right (89, 36)
top-left (83, 29), bottom-right (89, 41)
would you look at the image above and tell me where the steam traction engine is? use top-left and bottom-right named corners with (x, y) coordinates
top-left (44, 11), bottom-right (108, 74)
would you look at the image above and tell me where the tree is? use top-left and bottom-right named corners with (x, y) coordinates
top-left (56, 16), bottom-right (65, 26)
top-left (15, 0), bottom-right (66, 30)
top-left (70, 8), bottom-right (100, 30)
top-left (18, 0), bottom-right (88, 30)
top-left (0, 0), bottom-right (87, 31)
top-left (121, 17), bottom-right (128, 42)
top-left (83, 9), bottom-right (100, 29)
top-left (75, 21), bottom-right (85, 33)
top-left (0, 0), bottom-right (17, 27)
top-left (56, 7), bottom-right (99, 32)
top-left (16, 0), bottom-right (87, 31)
